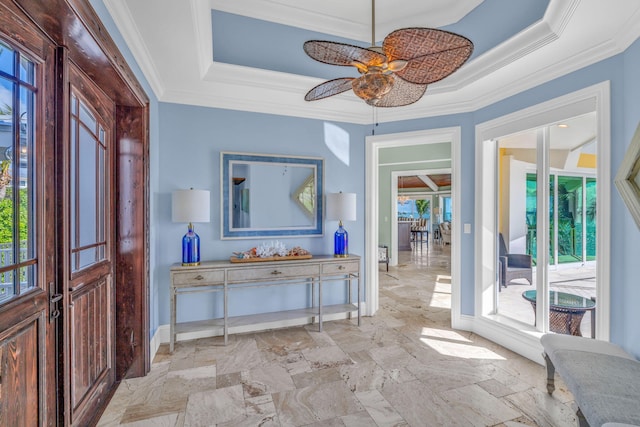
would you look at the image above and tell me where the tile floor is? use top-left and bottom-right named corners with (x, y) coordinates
top-left (98, 244), bottom-right (579, 426)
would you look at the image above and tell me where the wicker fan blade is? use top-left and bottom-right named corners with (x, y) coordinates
top-left (369, 77), bottom-right (427, 108)
top-left (304, 40), bottom-right (387, 67)
top-left (305, 78), bottom-right (355, 101)
top-left (383, 28), bottom-right (473, 85)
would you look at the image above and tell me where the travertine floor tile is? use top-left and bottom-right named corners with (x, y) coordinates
top-left (439, 384), bottom-right (522, 426)
top-left (100, 246), bottom-right (581, 426)
top-left (184, 384), bottom-right (245, 426)
top-left (355, 389), bottom-right (406, 427)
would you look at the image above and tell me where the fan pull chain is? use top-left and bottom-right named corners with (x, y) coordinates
top-left (371, 105), bottom-right (379, 135)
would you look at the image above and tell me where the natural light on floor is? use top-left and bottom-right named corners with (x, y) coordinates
top-left (429, 274), bottom-right (452, 308)
top-left (420, 327), bottom-right (506, 360)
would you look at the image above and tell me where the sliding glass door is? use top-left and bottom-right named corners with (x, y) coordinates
top-left (495, 114), bottom-right (598, 338)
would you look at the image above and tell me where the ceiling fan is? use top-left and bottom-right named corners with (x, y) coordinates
top-left (303, 0), bottom-right (474, 107)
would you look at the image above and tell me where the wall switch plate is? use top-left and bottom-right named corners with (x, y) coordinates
top-left (464, 223), bottom-right (471, 234)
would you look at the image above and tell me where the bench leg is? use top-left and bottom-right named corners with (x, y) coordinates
top-left (543, 352), bottom-right (555, 395)
top-left (576, 408), bottom-right (589, 427)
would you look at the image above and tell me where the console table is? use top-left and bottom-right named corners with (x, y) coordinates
top-left (169, 255), bottom-right (360, 352)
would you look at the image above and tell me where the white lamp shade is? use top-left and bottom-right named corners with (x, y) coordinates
top-left (326, 192), bottom-right (356, 222)
top-left (172, 189), bottom-right (210, 223)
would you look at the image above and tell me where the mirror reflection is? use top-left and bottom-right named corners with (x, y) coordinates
top-left (221, 152), bottom-right (324, 238)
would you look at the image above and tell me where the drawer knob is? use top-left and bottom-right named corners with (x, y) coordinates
top-left (338, 265), bottom-right (345, 270)
top-left (194, 275), bottom-right (204, 280)
top-left (271, 270), bottom-right (282, 275)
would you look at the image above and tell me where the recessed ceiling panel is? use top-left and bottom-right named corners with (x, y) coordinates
top-left (211, 0), bottom-right (548, 80)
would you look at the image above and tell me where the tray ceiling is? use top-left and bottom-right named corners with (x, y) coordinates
top-left (103, 0), bottom-right (640, 124)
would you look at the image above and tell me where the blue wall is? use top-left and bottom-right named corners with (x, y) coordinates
top-left (617, 38), bottom-right (640, 357)
top-left (157, 105), bottom-right (366, 324)
top-left (92, 2), bottom-right (640, 357)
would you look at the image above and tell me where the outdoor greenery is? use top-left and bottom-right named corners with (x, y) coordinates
top-left (415, 199), bottom-right (430, 218)
top-left (0, 187), bottom-right (28, 244)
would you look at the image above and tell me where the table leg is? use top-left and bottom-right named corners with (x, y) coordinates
top-left (357, 274), bottom-right (361, 326)
top-left (170, 286), bottom-right (176, 353)
top-left (224, 283), bottom-right (228, 345)
top-left (311, 279), bottom-right (316, 325)
top-left (318, 281), bottom-right (323, 332)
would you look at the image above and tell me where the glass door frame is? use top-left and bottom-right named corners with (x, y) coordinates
top-left (474, 82), bottom-right (611, 349)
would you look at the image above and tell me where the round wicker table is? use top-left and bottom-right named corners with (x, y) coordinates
top-left (522, 290), bottom-right (596, 336)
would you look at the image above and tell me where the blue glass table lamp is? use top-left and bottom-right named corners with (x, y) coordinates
top-left (326, 192), bottom-right (356, 257)
top-left (172, 189), bottom-right (210, 266)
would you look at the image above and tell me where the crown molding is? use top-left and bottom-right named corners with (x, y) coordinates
top-left (103, 0), bottom-right (165, 98)
top-left (612, 4), bottom-right (640, 51)
top-left (210, 0), bottom-right (482, 43)
top-left (191, 0), bottom-right (214, 79)
top-left (429, 0), bottom-right (580, 94)
top-left (105, 0), bottom-right (640, 125)
top-left (166, 62), bottom-right (369, 123)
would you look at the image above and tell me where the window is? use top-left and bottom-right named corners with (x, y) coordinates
top-left (0, 41), bottom-right (37, 303)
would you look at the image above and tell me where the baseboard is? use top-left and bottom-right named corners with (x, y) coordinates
top-left (452, 313), bottom-right (475, 331)
top-left (471, 316), bottom-right (545, 365)
top-left (151, 303), bottom-right (368, 350)
top-left (149, 326), bottom-right (164, 363)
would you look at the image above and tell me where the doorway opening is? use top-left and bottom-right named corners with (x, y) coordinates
top-left (365, 127), bottom-right (461, 325)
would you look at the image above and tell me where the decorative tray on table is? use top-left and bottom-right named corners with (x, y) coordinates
top-left (230, 241), bottom-right (312, 263)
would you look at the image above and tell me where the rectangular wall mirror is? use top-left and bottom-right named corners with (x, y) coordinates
top-left (221, 152), bottom-right (324, 239)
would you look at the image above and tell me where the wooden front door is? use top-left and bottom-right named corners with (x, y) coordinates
top-left (61, 63), bottom-right (116, 426)
top-left (0, 3), bottom-right (58, 425)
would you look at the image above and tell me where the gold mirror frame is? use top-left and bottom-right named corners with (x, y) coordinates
top-left (614, 121), bottom-right (640, 229)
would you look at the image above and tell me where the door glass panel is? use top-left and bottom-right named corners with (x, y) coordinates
top-left (526, 173), bottom-right (537, 263)
top-left (19, 86), bottom-right (35, 261)
top-left (547, 118), bottom-right (597, 338)
top-left (78, 247), bottom-right (97, 270)
top-left (78, 126), bottom-right (97, 247)
top-left (549, 175), bottom-right (555, 265)
top-left (19, 56), bottom-right (34, 85)
top-left (0, 42), bottom-right (14, 76)
top-left (496, 134), bottom-right (536, 327)
top-left (585, 178), bottom-right (596, 261)
top-left (70, 94), bottom-right (108, 273)
top-left (0, 47), bottom-right (37, 304)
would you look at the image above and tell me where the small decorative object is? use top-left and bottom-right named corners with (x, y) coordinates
top-left (615, 121), bottom-right (640, 229)
top-left (231, 241), bottom-right (311, 262)
top-left (326, 192), bottom-right (357, 257)
top-left (172, 188), bottom-right (210, 266)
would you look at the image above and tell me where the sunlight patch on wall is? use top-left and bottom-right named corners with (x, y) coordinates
top-left (324, 122), bottom-right (350, 166)
top-left (577, 153), bottom-right (596, 168)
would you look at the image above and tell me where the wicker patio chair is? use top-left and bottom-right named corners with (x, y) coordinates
top-left (499, 233), bottom-right (533, 290)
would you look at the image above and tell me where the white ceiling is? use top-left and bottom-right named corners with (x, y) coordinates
top-left (104, 0), bottom-right (640, 125)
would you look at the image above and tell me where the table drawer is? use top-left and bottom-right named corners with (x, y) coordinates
top-left (227, 264), bottom-right (319, 282)
top-left (173, 270), bottom-right (225, 286)
top-left (322, 261), bottom-right (359, 275)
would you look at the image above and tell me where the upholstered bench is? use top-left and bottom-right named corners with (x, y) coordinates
top-left (541, 333), bottom-right (640, 427)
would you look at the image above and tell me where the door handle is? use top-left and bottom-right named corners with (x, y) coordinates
top-left (49, 282), bottom-right (62, 323)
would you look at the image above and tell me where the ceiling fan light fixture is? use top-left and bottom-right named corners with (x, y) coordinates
top-left (352, 72), bottom-right (394, 105)
top-left (302, 0), bottom-right (473, 107)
